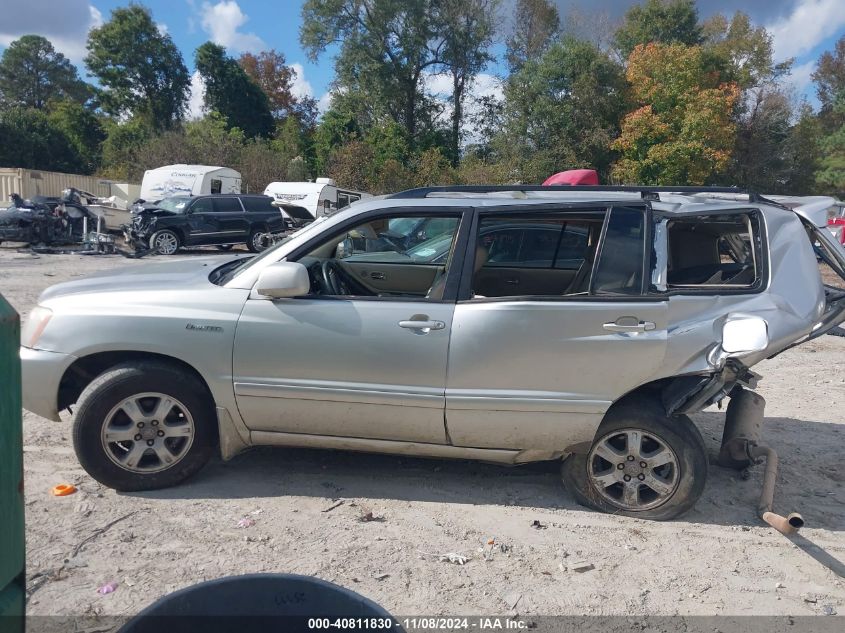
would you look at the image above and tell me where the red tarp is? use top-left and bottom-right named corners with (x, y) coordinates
top-left (542, 169), bottom-right (599, 186)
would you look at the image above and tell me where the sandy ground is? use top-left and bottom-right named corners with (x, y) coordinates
top-left (1, 244), bottom-right (844, 621)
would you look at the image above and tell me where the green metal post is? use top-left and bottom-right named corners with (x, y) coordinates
top-left (0, 293), bottom-right (24, 632)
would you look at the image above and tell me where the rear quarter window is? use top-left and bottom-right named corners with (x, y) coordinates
top-left (241, 196), bottom-right (275, 213)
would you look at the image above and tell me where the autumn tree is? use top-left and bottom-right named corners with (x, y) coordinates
top-left (238, 49), bottom-right (318, 127)
top-left (505, 0), bottom-right (560, 71)
top-left (0, 35), bottom-right (90, 108)
top-left (615, 0), bottom-right (702, 58)
top-left (611, 43), bottom-right (739, 185)
top-left (195, 42), bottom-right (274, 139)
top-left (813, 36), bottom-right (845, 131)
top-left (85, 5), bottom-right (189, 130)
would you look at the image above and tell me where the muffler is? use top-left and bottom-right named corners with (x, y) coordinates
top-left (719, 388), bottom-right (804, 535)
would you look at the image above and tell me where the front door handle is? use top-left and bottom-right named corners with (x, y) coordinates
top-left (398, 319), bottom-right (446, 333)
top-left (603, 319), bottom-right (656, 333)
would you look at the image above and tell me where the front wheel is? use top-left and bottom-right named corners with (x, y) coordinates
top-left (149, 229), bottom-right (180, 255)
top-left (562, 398), bottom-right (708, 520)
top-left (72, 362), bottom-right (217, 491)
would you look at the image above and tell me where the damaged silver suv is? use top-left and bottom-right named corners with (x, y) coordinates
top-left (20, 186), bottom-right (845, 525)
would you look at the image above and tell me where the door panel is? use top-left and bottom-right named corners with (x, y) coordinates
top-left (474, 267), bottom-right (577, 297)
top-left (445, 300), bottom-right (668, 450)
top-left (233, 298), bottom-right (454, 443)
top-left (339, 261), bottom-right (442, 295)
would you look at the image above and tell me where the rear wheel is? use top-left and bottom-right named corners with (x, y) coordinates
top-left (72, 362), bottom-right (217, 491)
top-left (562, 398), bottom-right (708, 520)
top-left (149, 229), bottom-right (180, 255)
top-left (247, 229), bottom-right (268, 253)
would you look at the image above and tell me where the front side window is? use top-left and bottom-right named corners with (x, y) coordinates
top-left (294, 213), bottom-right (461, 299)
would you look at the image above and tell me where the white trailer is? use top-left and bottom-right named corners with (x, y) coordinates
top-left (263, 178), bottom-right (370, 219)
top-left (140, 165), bottom-right (241, 201)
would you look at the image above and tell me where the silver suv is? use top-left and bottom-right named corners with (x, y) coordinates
top-left (20, 186), bottom-right (845, 522)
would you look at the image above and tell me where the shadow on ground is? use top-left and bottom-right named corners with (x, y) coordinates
top-left (128, 413), bottom-right (845, 534)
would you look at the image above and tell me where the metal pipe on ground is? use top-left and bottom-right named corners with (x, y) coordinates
top-left (748, 445), bottom-right (805, 535)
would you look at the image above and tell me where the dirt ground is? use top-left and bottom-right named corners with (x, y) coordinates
top-left (1, 244), bottom-right (844, 620)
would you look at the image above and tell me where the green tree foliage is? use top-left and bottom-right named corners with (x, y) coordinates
top-left (615, 0), bottom-right (702, 58)
top-left (195, 42), bottom-right (275, 139)
top-left (0, 35), bottom-right (90, 109)
top-left (782, 103), bottom-right (823, 194)
top-left (813, 36), bottom-right (845, 131)
top-left (301, 0), bottom-right (445, 143)
top-left (47, 100), bottom-right (105, 174)
top-left (730, 89), bottom-right (791, 191)
top-left (611, 43), bottom-right (739, 185)
top-left (492, 36), bottom-right (627, 183)
top-left (505, 0), bottom-right (560, 71)
top-left (99, 119), bottom-right (154, 180)
top-left (817, 95), bottom-right (845, 193)
top-left (0, 107), bottom-right (82, 172)
top-left (85, 5), bottom-right (189, 130)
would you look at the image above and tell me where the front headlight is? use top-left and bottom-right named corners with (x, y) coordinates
top-left (21, 306), bottom-right (53, 348)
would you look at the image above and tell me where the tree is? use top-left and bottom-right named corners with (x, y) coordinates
top-left (730, 88), bottom-right (791, 191)
top-left (615, 0), bottom-right (702, 58)
top-left (0, 35), bottom-right (90, 109)
top-left (301, 0), bottom-right (446, 143)
top-left (782, 103), bottom-right (823, 194)
top-left (47, 100), bottom-right (105, 174)
top-left (505, 0), bottom-right (559, 71)
top-left (439, 0), bottom-right (498, 163)
top-left (238, 50), bottom-right (318, 127)
top-left (85, 5), bottom-right (189, 130)
top-left (813, 36), bottom-right (845, 130)
top-left (611, 43), bottom-right (739, 185)
top-left (0, 107), bottom-right (82, 173)
top-left (195, 42), bottom-right (274, 139)
top-left (493, 36), bottom-right (627, 183)
top-left (817, 94), bottom-right (845, 193)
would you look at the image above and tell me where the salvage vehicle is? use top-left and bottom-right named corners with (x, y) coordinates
top-left (0, 189), bottom-right (98, 246)
top-left (19, 186), bottom-right (845, 524)
top-left (124, 194), bottom-right (287, 254)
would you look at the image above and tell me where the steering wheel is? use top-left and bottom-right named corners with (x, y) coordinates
top-left (321, 259), bottom-right (351, 295)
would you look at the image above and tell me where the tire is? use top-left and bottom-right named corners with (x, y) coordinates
top-left (247, 228), bottom-right (267, 253)
top-left (149, 229), bottom-right (180, 255)
top-left (72, 361), bottom-right (217, 491)
top-left (829, 326), bottom-right (845, 338)
top-left (561, 397), bottom-right (708, 521)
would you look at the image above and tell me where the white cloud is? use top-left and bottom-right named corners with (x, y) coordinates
top-left (0, 0), bottom-right (103, 63)
top-left (317, 91), bottom-right (334, 113)
top-left (766, 0), bottom-right (845, 61)
top-left (199, 1), bottom-right (265, 53)
top-left (289, 63), bottom-right (314, 99)
top-left (187, 70), bottom-right (206, 120)
top-left (423, 72), bottom-right (504, 144)
top-left (156, 22), bottom-right (169, 36)
top-left (787, 59), bottom-right (817, 94)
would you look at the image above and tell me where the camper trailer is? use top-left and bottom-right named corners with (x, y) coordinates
top-left (263, 178), bottom-right (370, 219)
top-left (140, 165), bottom-right (241, 201)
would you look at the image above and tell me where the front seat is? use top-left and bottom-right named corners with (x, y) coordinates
top-left (427, 244), bottom-right (488, 300)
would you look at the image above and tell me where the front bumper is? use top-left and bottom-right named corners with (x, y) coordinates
top-left (20, 346), bottom-right (77, 421)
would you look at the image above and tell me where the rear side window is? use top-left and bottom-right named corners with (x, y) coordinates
top-left (212, 197), bottom-right (243, 213)
top-left (241, 196), bottom-right (275, 213)
top-left (591, 207), bottom-right (646, 295)
top-left (665, 212), bottom-right (761, 289)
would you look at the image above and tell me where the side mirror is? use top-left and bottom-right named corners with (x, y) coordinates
top-left (721, 316), bottom-right (768, 354)
top-left (256, 262), bottom-right (310, 299)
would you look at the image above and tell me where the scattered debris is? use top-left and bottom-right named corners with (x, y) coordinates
top-left (51, 484), bottom-right (77, 497)
top-left (123, 578), bottom-right (136, 587)
top-left (570, 561), bottom-right (595, 573)
top-left (321, 500), bottom-right (345, 513)
top-left (503, 592), bottom-right (522, 610)
top-left (440, 553), bottom-right (468, 565)
top-left (822, 605), bottom-right (837, 616)
top-left (97, 582), bottom-right (118, 595)
top-left (775, 582), bottom-right (785, 589)
top-left (373, 573), bottom-right (390, 581)
top-left (530, 520), bottom-right (547, 530)
top-left (359, 509), bottom-right (384, 522)
top-left (74, 500), bottom-right (95, 517)
top-left (250, 509), bottom-right (263, 516)
top-left (803, 594), bottom-right (818, 604)
top-left (118, 531), bottom-right (135, 543)
top-left (237, 517), bottom-right (256, 529)
top-left (71, 511), bottom-right (140, 558)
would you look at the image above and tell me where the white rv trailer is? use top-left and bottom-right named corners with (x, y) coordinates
top-left (140, 165), bottom-right (241, 201)
top-left (263, 178), bottom-right (370, 219)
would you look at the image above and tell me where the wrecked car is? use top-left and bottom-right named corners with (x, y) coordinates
top-left (19, 186), bottom-right (845, 525)
top-left (124, 193), bottom-right (287, 255)
top-left (0, 189), bottom-right (96, 246)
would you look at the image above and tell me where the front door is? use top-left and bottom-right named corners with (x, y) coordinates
top-left (232, 210), bottom-right (467, 443)
top-left (186, 197), bottom-right (248, 245)
top-left (444, 205), bottom-right (669, 451)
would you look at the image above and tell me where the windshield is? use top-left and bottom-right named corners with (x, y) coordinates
top-left (155, 197), bottom-right (191, 213)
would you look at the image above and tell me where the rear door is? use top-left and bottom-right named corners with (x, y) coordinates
top-left (445, 204), bottom-right (669, 451)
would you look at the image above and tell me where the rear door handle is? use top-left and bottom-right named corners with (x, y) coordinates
top-left (399, 320), bottom-right (446, 332)
top-left (603, 320), bottom-right (656, 333)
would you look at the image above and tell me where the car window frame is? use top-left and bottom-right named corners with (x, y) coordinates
top-left (282, 206), bottom-right (475, 303)
top-left (210, 196), bottom-right (245, 214)
top-left (456, 202), bottom-right (663, 304)
top-left (240, 195), bottom-right (275, 213)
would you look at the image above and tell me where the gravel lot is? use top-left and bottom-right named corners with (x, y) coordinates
top-left (2, 244), bottom-right (844, 620)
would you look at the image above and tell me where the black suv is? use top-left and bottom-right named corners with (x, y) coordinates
top-left (126, 194), bottom-right (286, 255)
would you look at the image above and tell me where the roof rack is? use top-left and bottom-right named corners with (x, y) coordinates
top-left (389, 185), bottom-right (763, 202)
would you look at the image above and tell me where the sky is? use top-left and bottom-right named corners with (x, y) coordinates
top-left (1, 0), bottom-right (844, 118)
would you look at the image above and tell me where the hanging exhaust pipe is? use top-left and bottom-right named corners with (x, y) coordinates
top-left (719, 388), bottom-right (804, 535)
